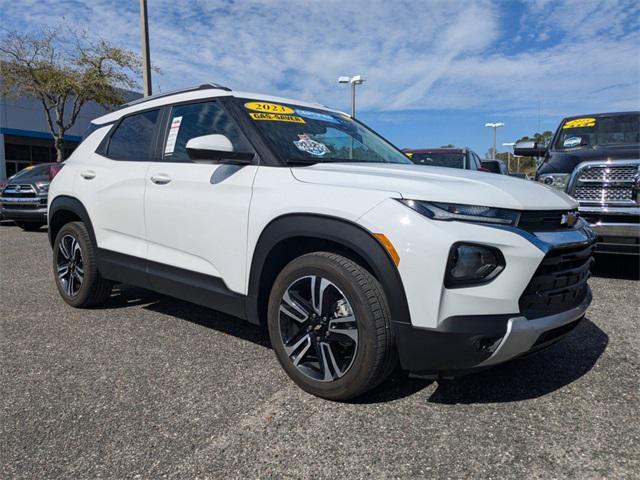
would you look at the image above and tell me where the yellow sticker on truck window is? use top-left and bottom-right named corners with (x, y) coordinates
top-left (249, 112), bottom-right (305, 123)
top-left (563, 118), bottom-right (596, 129)
top-left (245, 102), bottom-right (295, 114)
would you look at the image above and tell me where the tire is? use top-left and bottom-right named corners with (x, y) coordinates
top-left (52, 221), bottom-right (113, 308)
top-left (268, 252), bottom-right (396, 401)
top-left (16, 221), bottom-right (45, 231)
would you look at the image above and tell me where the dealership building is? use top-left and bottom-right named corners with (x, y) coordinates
top-left (0, 94), bottom-right (132, 180)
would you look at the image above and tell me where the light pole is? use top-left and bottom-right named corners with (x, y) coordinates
top-left (485, 122), bottom-right (504, 159)
top-left (139, 0), bottom-right (152, 96)
top-left (502, 142), bottom-right (515, 172)
top-left (338, 75), bottom-right (365, 117)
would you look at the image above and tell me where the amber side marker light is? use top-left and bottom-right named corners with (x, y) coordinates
top-left (373, 233), bottom-right (400, 266)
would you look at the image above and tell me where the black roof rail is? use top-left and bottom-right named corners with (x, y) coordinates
top-left (121, 83), bottom-right (232, 108)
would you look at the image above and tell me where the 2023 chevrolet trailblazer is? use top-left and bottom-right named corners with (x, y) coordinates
top-left (47, 84), bottom-right (595, 400)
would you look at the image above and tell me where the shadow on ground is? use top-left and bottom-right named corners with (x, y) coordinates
top-left (104, 285), bottom-right (608, 405)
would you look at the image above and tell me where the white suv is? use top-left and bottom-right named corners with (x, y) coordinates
top-left (48, 83), bottom-right (595, 400)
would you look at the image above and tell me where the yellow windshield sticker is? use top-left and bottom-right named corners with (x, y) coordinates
top-left (245, 102), bottom-right (295, 114)
top-left (404, 152), bottom-right (413, 158)
top-left (249, 112), bottom-right (305, 123)
top-left (24, 166), bottom-right (34, 170)
top-left (563, 118), bottom-right (596, 129)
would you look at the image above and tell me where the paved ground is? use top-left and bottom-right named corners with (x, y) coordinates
top-left (1, 223), bottom-right (639, 479)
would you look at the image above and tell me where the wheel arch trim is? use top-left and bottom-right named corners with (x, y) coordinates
top-left (246, 213), bottom-right (412, 327)
top-left (48, 195), bottom-right (96, 249)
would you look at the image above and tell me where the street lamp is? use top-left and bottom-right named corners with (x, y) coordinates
top-left (338, 75), bottom-right (366, 117)
top-left (502, 142), bottom-right (515, 172)
top-left (485, 122), bottom-right (504, 160)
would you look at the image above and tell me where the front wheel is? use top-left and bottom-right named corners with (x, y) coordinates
top-left (52, 221), bottom-right (113, 308)
top-left (268, 252), bottom-right (396, 401)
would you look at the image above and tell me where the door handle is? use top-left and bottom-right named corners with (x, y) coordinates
top-left (150, 174), bottom-right (171, 185)
top-left (80, 170), bottom-right (96, 180)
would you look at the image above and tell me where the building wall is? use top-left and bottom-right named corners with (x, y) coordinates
top-left (0, 92), bottom-right (139, 180)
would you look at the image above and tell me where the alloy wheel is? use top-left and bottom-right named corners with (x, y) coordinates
top-left (56, 234), bottom-right (84, 297)
top-left (278, 275), bottom-right (359, 382)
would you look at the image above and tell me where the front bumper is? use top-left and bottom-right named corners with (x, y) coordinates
top-left (0, 206), bottom-right (48, 222)
top-left (396, 288), bottom-right (591, 374)
top-left (580, 206), bottom-right (640, 255)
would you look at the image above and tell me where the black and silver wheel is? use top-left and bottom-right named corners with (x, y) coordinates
top-left (268, 252), bottom-right (396, 401)
top-left (56, 234), bottom-right (84, 297)
top-left (53, 221), bottom-right (113, 308)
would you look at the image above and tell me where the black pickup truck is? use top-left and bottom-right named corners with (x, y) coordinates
top-left (515, 112), bottom-right (639, 255)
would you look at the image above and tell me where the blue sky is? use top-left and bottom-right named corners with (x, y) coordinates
top-left (3, 0), bottom-right (639, 155)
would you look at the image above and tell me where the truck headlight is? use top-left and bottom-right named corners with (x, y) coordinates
top-left (445, 243), bottom-right (505, 288)
top-left (398, 200), bottom-right (519, 226)
top-left (537, 173), bottom-right (569, 191)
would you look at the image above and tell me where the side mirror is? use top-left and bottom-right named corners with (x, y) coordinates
top-left (480, 160), bottom-right (501, 174)
top-left (185, 134), bottom-right (254, 164)
top-left (514, 140), bottom-right (546, 157)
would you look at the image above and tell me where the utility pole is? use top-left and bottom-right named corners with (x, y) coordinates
top-left (139, 0), bottom-right (152, 97)
top-left (502, 142), bottom-right (515, 172)
top-left (485, 122), bottom-right (504, 159)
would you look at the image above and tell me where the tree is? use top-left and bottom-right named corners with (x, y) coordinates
top-left (0, 28), bottom-right (142, 162)
top-left (440, 144), bottom-right (454, 148)
top-left (516, 130), bottom-right (553, 145)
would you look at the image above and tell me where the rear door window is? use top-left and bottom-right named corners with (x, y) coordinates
top-left (106, 109), bottom-right (160, 161)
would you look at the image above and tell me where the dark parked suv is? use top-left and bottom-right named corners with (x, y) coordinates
top-left (403, 147), bottom-right (487, 171)
top-left (0, 163), bottom-right (64, 231)
top-left (515, 112), bottom-right (639, 255)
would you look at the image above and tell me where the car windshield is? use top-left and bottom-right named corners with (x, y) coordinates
top-left (10, 164), bottom-right (50, 181)
top-left (407, 152), bottom-right (465, 169)
top-left (554, 113), bottom-right (640, 150)
top-left (236, 99), bottom-right (411, 165)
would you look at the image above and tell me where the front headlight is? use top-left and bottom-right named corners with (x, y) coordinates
top-left (537, 173), bottom-right (569, 191)
top-left (398, 200), bottom-right (519, 226)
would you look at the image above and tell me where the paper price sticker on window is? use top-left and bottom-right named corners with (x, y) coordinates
top-left (245, 102), bottom-right (295, 114)
top-left (249, 112), bottom-right (305, 123)
top-left (164, 116), bottom-right (183, 154)
top-left (563, 118), bottom-right (596, 129)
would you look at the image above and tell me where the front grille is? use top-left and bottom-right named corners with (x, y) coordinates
top-left (519, 242), bottom-right (594, 319)
top-left (576, 165), bottom-right (637, 182)
top-left (569, 162), bottom-right (639, 206)
top-left (518, 210), bottom-right (575, 231)
top-left (574, 184), bottom-right (634, 202)
top-left (2, 184), bottom-right (37, 198)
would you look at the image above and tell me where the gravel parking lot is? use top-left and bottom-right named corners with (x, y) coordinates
top-left (1, 223), bottom-right (638, 479)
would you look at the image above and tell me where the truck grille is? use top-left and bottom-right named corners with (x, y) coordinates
top-left (569, 162), bottom-right (639, 206)
top-left (519, 242), bottom-right (594, 319)
top-left (2, 184), bottom-right (37, 198)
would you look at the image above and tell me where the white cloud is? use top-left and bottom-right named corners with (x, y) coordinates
top-left (2, 0), bottom-right (638, 117)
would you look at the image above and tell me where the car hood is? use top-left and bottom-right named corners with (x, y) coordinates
top-left (291, 163), bottom-right (578, 210)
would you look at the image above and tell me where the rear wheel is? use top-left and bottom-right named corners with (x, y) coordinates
top-left (268, 252), bottom-right (396, 401)
top-left (53, 221), bottom-right (113, 308)
top-left (15, 221), bottom-right (45, 231)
